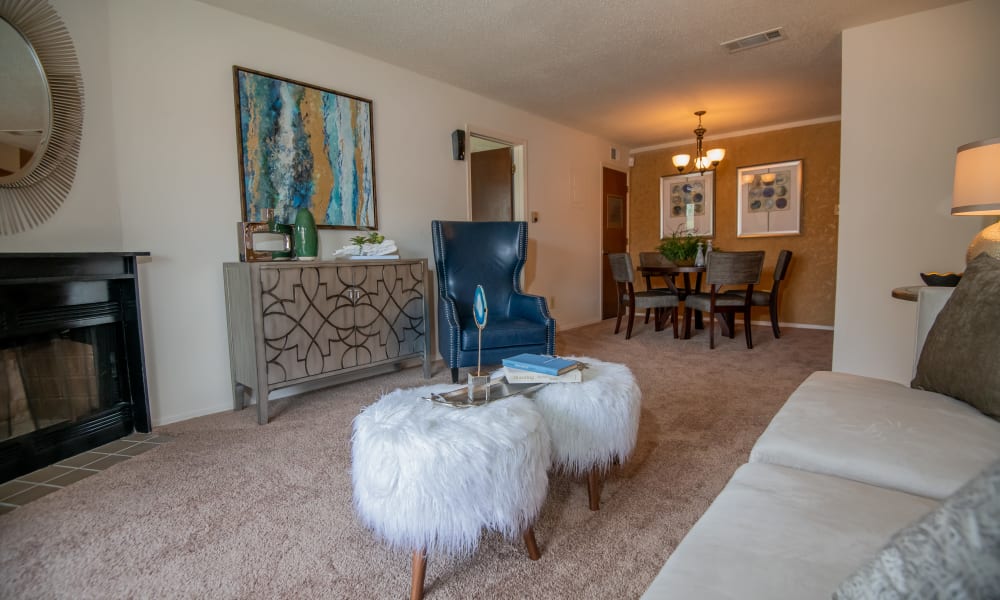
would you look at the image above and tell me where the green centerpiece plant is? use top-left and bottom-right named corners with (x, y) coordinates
top-left (657, 227), bottom-right (707, 265)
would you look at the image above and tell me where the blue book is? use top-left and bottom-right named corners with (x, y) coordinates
top-left (501, 353), bottom-right (580, 376)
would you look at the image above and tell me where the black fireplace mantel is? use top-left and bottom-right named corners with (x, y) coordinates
top-left (0, 252), bottom-right (151, 481)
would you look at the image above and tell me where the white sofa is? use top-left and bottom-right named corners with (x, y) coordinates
top-left (642, 287), bottom-right (1000, 599)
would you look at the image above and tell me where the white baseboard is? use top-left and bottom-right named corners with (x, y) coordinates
top-left (152, 357), bottom-right (439, 428)
top-left (153, 403), bottom-right (230, 427)
top-left (751, 319), bottom-right (834, 331)
top-left (154, 319), bottom-right (830, 428)
top-left (567, 316), bottom-right (833, 332)
top-left (556, 318), bottom-right (604, 331)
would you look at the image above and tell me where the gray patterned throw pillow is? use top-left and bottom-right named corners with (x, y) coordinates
top-left (911, 253), bottom-right (1000, 418)
top-left (833, 459), bottom-right (1000, 599)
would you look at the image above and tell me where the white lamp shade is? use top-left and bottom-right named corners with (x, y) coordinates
top-left (672, 154), bottom-right (690, 169)
top-left (706, 148), bottom-right (725, 163)
top-left (694, 156), bottom-right (710, 170)
top-left (952, 137), bottom-right (1000, 215)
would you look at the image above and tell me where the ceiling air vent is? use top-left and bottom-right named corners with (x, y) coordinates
top-left (721, 27), bottom-right (786, 53)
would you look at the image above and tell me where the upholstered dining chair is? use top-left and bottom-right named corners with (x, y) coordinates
top-left (608, 253), bottom-right (679, 340)
top-left (729, 250), bottom-right (793, 339)
top-left (638, 252), bottom-right (682, 324)
top-left (683, 251), bottom-right (765, 349)
top-left (431, 220), bottom-right (555, 383)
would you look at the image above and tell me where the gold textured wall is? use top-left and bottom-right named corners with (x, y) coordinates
top-left (629, 121), bottom-right (840, 327)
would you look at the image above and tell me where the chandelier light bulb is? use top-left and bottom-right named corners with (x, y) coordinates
top-left (706, 148), bottom-right (726, 163)
top-left (672, 154), bottom-right (691, 171)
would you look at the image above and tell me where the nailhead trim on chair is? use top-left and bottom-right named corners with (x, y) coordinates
top-left (431, 221), bottom-right (461, 368)
top-left (514, 222), bottom-right (555, 354)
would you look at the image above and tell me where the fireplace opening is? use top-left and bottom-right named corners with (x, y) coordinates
top-left (2, 324), bottom-right (128, 444)
top-left (0, 253), bottom-right (151, 482)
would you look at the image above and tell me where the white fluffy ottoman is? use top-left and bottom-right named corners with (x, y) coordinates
top-left (351, 383), bottom-right (551, 600)
top-left (529, 357), bottom-right (641, 510)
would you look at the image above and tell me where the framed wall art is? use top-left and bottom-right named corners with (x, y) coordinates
top-left (736, 160), bottom-right (802, 237)
top-left (606, 194), bottom-right (625, 228)
top-left (660, 171), bottom-right (714, 237)
top-left (233, 66), bottom-right (377, 229)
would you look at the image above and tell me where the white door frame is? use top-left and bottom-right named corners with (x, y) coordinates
top-left (464, 125), bottom-right (527, 222)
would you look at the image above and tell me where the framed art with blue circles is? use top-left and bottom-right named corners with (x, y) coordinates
top-left (659, 171), bottom-right (715, 238)
top-left (737, 160), bottom-right (802, 237)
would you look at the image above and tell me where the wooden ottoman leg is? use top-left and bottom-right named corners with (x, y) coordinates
top-left (588, 466), bottom-right (602, 511)
top-left (523, 527), bottom-right (541, 560)
top-left (410, 550), bottom-right (427, 600)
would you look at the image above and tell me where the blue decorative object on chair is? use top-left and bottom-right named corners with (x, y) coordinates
top-left (432, 220), bottom-right (556, 383)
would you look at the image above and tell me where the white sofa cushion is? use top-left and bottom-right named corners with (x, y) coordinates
top-left (834, 459), bottom-right (1000, 599)
top-left (641, 463), bottom-right (938, 600)
top-left (749, 371), bottom-right (1000, 499)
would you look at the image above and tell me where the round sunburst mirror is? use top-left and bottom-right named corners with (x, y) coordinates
top-left (0, 0), bottom-right (84, 235)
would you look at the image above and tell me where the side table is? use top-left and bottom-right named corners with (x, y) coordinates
top-left (891, 285), bottom-right (924, 302)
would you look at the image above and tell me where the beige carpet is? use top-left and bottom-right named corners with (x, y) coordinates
top-left (0, 320), bottom-right (832, 599)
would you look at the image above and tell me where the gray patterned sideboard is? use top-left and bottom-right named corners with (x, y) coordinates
top-left (223, 259), bottom-right (432, 424)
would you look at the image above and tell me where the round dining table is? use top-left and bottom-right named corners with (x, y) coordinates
top-left (637, 263), bottom-right (707, 335)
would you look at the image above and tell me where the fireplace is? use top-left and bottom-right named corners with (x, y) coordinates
top-left (0, 253), bottom-right (151, 482)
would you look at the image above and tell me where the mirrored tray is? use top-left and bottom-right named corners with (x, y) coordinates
top-left (423, 378), bottom-right (547, 408)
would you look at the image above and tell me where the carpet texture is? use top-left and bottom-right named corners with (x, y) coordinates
top-left (0, 321), bottom-right (831, 599)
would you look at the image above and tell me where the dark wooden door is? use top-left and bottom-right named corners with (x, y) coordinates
top-left (471, 147), bottom-right (513, 221)
top-left (602, 167), bottom-right (628, 319)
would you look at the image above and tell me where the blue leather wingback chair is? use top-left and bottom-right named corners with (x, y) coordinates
top-left (432, 220), bottom-right (556, 383)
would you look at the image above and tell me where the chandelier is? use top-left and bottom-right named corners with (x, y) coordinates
top-left (671, 111), bottom-right (726, 175)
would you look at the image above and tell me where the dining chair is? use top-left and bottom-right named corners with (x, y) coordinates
top-left (729, 250), bottom-right (793, 339)
top-left (638, 252), bottom-right (681, 324)
top-left (608, 253), bottom-right (679, 340)
top-left (683, 251), bottom-right (765, 349)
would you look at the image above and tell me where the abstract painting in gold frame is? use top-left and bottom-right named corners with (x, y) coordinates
top-left (233, 66), bottom-right (377, 229)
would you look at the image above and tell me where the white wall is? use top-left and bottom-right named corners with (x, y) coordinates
top-left (1, 0), bottom-right (626, 425)
top-left (834, 0), bottom-right (1000, 383)
top-left (0, 0), bottom-right (123, 251)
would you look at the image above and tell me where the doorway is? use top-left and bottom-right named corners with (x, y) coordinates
top-left (601, 167), bottom-right (628, 319)
top-left (468, 131), bottom-right (525, 222)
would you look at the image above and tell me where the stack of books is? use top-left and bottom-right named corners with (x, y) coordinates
top-left (501, 353), bottom-right (585, 383)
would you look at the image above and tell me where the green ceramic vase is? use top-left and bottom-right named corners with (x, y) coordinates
top-left (293, 208), bottom-right (318, 259)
